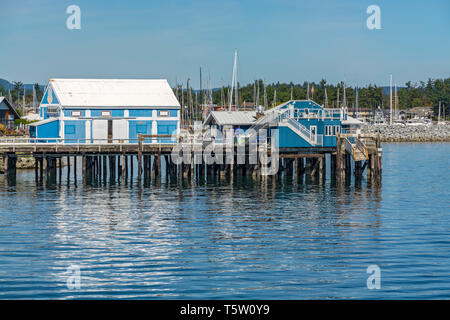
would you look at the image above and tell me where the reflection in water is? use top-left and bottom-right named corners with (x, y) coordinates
top-left (0, 143), bottom-right (449, 299)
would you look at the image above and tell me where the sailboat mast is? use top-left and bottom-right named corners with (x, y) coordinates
top-left (229, 49), bottom-right (238, 111)
top-left (438, 101), bottom-right (441, 123)
top-left (273, 89), bottom-right (277, 107)
top-left (389, 74), bottom-right (393, 125)
top-left (342, 81), bottom-right (346, 108)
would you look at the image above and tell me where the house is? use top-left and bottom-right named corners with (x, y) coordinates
top-left (29, 78), bottom-right (180, 143)
top-left (203, 100), bottom-right (346, 148)
top-left (270, 100), bottom-right (345, 148)
top-left (0, 97), bottom-right (20, 129)
top-left (204, 110), bottom-right (257, 130)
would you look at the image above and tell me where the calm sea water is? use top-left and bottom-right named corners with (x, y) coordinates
top-left (0, 143), bottom-right (449, 299)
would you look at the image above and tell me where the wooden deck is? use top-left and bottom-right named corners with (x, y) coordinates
top-left (0, 133), bottom-right (382, 185)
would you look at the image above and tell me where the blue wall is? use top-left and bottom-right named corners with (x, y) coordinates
top-left (63, 109), bottom-right (86, 117)
top-left (32, 120), bottom-right (59, 142)
top-left (41, 86), bottom-right (59, 105)
top-left (64, 120), bottom-right (86, 143)
top-left (157, 120), bottom-right (177, 143)
top-left (90, 110), bottom-right (124, 117)
top-left (129, 120), bottom-right (153, 143)
top-left (129, 110), bottom-right (153, 117)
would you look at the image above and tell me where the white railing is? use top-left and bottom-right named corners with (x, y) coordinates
top-left (286, 118), bottom-right (313, 141)
top-left (0, 136), bottom-right (178, 145)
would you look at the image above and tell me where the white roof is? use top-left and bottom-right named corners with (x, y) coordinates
top-left (48, 78), bottom-right (180, 108)
top-left (342, 115), bottom-right (363, 126)
top-left (28, 118), bottom-right (58, 126)
top-left (206, 111), bottom-right (257, 126)
top-left (23, 112), bottom-right (40, 121)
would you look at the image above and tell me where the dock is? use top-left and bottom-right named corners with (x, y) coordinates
top-left (0, 132), bottom-right (382, 186)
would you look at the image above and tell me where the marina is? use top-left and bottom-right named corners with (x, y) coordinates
top-left (1, 77), bottom-right (383, 186)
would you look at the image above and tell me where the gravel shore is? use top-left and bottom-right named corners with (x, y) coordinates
top-left (361, 123), bottom-right (450, 142)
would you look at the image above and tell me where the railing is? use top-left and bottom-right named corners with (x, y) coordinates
top-left (0, 136), bottom-right (179, 145)
top-left (355, 138), bottom-right (368, 158)
top-left (279, 113), bottom-right (324, 146)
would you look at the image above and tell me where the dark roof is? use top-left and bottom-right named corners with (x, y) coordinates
top-left (0, 97), bottom-right (20, 119)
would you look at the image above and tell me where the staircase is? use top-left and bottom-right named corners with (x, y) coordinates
top-left (244, 102), bottom-right (322, 146)
top-left (345, 137), bottom-right (369, 161)
top-left (282, 118), bottom-right (319, 146)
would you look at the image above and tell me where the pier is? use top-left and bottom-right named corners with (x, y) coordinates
top-left (0, 132), bottom-right (382, 186)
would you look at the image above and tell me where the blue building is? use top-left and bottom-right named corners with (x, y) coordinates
top-left (268, 100), bottom-right (346, 148)
top-left (205, 100), bottom-right (358, 148)
top-left (29, 78), bottom-right (180, 143)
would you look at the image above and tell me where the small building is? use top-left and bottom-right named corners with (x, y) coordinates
top-left (272, 100), bottom-right (345, 148)
top-left (0, 97), bottom-right (20, 129)
top-left (29, 78), bottom-right (180, 143)
top-left (203, 100), bottom-right (347, 148)
top-left (204, 110), bottom-right (258, 137)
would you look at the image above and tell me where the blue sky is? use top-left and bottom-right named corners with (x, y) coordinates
top-left (0, 0), bottom-right (449, 88)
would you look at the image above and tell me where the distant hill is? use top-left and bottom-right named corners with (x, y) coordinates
top-left (0, 78), bottom-right (45, 92)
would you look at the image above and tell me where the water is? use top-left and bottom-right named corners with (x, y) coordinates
top-left (0, 143), bottom-right (449, 299)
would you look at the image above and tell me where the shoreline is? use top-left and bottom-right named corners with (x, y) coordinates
top-left (361, 123), bottom-right (450, 143)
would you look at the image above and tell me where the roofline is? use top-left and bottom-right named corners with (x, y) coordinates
top-left (28, 118), bottom-right (58, 126)
top-left (58, 106), bottom-right (180, 109)
top-left (0, 96), bottom-right (20, 118)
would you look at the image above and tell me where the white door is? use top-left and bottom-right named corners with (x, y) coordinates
top-left (92, 119), bottom-right (108, 144)
top-left (113, 119), bottom-right (129, 142)
top-left (310, 125), bottom-right (317, 144)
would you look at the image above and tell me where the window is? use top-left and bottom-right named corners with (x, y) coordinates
top-left (47, 106), bottom-right (59, 116)
top-left (325, 125), bottom-right (341, 136)
top-left (101, 111), bottom-right (111, 117)
top-left (71, 111), bottom-right (81, 117)
top-left (159, 110), bottom-right (170, 117)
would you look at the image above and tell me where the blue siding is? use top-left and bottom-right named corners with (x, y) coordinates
top-left (35, 120), bottom-right (59, 142)
top-left (64, 120), bottom-right (86, 143)
top-left (278, 127), bottom-right (313, 148)
top-left (90, 110), bottom-right (124, 117)
top-left (63, 109), bottom-right (86, 117)
top-left (129, 109), bottom-right (154, 117)
top-left (157, 120), bottom-right (177, 143)
top-left (129, 120), bottom-right (153, 143)
top-left (40, 106), bottom-right (48, 119)
top-left (41, 86), bottom-right (59, 105)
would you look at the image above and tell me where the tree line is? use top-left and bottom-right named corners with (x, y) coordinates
top-left (179, 77), bottom-right (449, 117)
